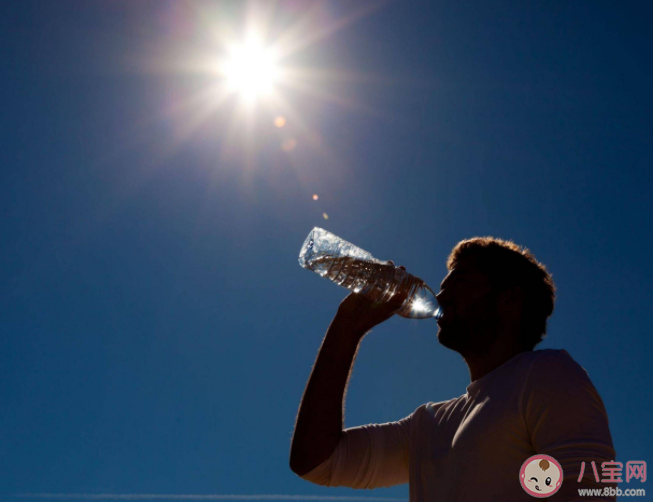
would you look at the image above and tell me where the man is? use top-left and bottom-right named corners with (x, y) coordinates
top-left (289, 237), bottom-right (617, 501)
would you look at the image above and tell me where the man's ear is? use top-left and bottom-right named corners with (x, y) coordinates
top-left (498, 285), bottom-right (524, 314)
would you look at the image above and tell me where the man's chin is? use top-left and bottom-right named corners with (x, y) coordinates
top-left (437, 328), bottom-right (467, 352)
top-left (438, 326), bottom-right (499, 357)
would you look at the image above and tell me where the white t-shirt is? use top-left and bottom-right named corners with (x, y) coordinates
top-left (300, 349), bottom-right (617, 501)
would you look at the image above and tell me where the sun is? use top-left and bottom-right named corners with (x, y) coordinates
top-left (221, 39), bottom-right (280, 102)
top-left (149, 1), bottom-right (391, 163)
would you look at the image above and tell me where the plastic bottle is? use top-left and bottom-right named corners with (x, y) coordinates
top-left (298, 227), bottom-right (442, 320)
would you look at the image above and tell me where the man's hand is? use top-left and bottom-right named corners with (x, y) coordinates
top-left (335, 263), bottom-right (410, 335)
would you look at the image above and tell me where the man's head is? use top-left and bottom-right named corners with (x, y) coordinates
top-left (436, 237), bottom-right (556, 356)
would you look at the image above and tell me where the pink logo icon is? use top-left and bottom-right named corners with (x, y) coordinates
top-left (520, 454), bottom-right (564, 498)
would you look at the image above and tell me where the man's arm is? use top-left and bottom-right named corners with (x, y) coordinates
top-left (289, 313), bottom-right (365, 476)
top-left (289, 287), bottom-right (410, 477)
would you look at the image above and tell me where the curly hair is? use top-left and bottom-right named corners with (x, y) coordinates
top-left (447, 237), bottom-right (556, 350)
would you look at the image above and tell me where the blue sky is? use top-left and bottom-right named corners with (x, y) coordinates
top-left (1, 1), bottom-right (652, 500)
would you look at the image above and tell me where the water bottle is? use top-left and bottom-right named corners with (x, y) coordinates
top-left (298, 227), bottom-right (442, 320)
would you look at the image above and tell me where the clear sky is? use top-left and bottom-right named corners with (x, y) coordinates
top-left (1, 1), bottom-right (652, 501)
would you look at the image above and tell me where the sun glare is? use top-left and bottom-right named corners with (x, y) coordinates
top-left (411, 297), bottom-right (428, 313)
top-left (222, 40), bottom-right (279, 101)
top-left (153, 1), bottom-right (390, 168)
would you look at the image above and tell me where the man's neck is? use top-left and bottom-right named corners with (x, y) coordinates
top-left (464, 343), bottom-right (530, 383)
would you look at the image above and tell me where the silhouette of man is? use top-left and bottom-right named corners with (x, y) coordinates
top-left (290, 237), bottom-right (616, 501)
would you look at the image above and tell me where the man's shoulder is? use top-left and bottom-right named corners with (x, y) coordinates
top-left (521, 349), bottom-right (611, 435)
top-left (494, 349), bottom-right (580, 382)
top-left (527, 348), bottom-right (571, 362)
top-left (421, 394), bottom-right (468, 418)
top-left (524, 348), bottom-right (594, 393)
top-left (529, 348), bottom-right (587, 373)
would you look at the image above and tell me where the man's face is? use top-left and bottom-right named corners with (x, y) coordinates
top-left (435, 259), bottom-right (501, 356)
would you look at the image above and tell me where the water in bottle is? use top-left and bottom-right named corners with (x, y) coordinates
top-left (298, 227), bottom-right (442, 320)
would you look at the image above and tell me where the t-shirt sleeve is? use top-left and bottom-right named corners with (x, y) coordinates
top-left (299, 404), bottom-right (425, 489)
top-left (521, 350), bottom-right (617, 501)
